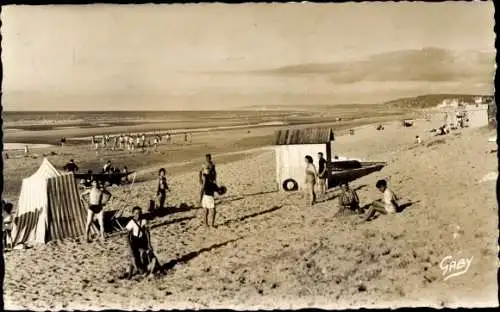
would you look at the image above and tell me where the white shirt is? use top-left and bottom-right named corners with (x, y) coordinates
top-left (126, 219), bottom-right (147, 238)
top-left (383, 188), bottom-right (398, 214)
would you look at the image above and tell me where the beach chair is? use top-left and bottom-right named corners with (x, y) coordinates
top-left (111, 172), bottom-right (137, 231)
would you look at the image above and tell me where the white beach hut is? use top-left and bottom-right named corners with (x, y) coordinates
top-left (464, 104), bottom-right (489, 128)
top-left (274, 127), bottom-right (334, 191)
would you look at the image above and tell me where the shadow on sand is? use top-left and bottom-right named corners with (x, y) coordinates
top-left (219, 189), bottom-right (278, 204)
top-left (161, 237), bottom-right (243, 271)
top-left (316, 184), bottom-right (368, 204)
top-left (397, 200), bottom-right (420, 213)
top-left (220, 205), bottom-right (283, 227)
top-left (102, 206), bottom-right (196, 234)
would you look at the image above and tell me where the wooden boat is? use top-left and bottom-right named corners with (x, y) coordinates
top-left (327, 160), bottom-right (386, 187)
top-left (74, 171), bottom-right (135, 186)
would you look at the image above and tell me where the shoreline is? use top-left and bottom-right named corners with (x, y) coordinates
top-left (3, 112), bottom-right (406, 145)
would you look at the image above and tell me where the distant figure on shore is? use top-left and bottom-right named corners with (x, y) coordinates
top-left (362, 179), bottom-right (399, 222)
top-left (156, 168), bottom-right (170, 209)
top-left (24, 145), bottom-right (29, 156)
top-left (64, 159), bottom-right (79, 173)
top-left (184, 133), bottom-right (188, 143)
top-left (126, 206), bottom-right (158, 278)
top-left (103, 160), bottom-right (113, 174)
top-left (336, 181), bottom-right (361, 217)
top-left (317, 152), bottom-right (327, 196)
top-left (201, 168), bottom-right (218, 228)
top-left (304, 155), bottom-right (318, 206)
top-left (80, 181), bottom-right (112, 242)
top-left (415, 136), bottom-right (422, 144)
top-left (153, 137), bottom-right (159, 151)
top-left (122, 167), bottom-right (129, 184)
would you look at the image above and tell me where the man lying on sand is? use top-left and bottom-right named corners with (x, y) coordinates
top-left (126, 206), bottom-right (158, 278)
top-left (80, 181), bottom-right (112, 242)
top-left (361, 179), bottom-right (399, 222)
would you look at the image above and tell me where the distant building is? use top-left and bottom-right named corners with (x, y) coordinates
top-left (439, 103), bottom-right (489, 128)
top-left (465, 104), bottom-right (489, 128)
top-left (274, 127), bottom-right (334, 191)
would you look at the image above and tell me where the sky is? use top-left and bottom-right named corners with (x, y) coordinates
top-left (1, 2), bottom-right (495, 111)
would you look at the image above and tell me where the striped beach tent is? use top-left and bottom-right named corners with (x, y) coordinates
top-left (11, 158), bottom-right (92, 246)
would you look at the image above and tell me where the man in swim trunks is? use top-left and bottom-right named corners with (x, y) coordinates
top-left (81, 180), bottom-right (112, 242)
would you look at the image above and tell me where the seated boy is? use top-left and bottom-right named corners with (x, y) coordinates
top-left (126, 206), bottom-right (158, 278)
top-left (362, 179), bottom-right (399, 222)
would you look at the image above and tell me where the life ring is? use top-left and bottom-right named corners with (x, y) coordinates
top-left (282, 179), bottom-right (299, 192)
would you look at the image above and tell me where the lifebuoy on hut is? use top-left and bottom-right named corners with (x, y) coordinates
top-left (274, 127), bottom-right (334, 192)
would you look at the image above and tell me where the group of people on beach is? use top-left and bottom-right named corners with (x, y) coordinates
top-left (91, 132), bottom-right (173, 151)
top-left (76, 153), bottom-right (222, 278)
top-left (304, 153), bottom-right (400, 222)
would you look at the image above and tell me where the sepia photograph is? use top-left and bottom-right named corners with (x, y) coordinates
top-left (1, 2), bottom-right (497, 310)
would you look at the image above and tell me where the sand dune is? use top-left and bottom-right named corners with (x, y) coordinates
top-left (3, 118), bottom-right (498, 309)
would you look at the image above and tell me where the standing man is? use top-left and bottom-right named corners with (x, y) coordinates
top-left (80, 181), bottom-right (112, 242)
top-left (317, 152), bottom-right (328, 196)
top-left (201, 168), bottom-right (218, 228)
top-left (199, 154), bottom-right (217, 202)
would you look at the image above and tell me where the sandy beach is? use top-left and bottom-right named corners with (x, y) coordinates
top-left (3, 116), bottom-right (497, 309)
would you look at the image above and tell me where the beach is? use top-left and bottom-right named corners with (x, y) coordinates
top-left (3, 115), bottom-right (497, 309)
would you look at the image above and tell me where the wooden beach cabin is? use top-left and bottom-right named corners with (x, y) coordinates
top-left (464, 104), bottom-right (489, 128)
top-left (274, 127), bottom-right (334, 191)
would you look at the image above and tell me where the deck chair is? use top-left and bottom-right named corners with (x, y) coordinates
top-left (111, 173), bottom-right (137, 231)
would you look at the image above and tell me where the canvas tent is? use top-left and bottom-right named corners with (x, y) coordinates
top-left (11, 158), bottom-right (94, 246)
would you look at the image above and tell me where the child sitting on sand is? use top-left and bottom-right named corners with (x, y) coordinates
top-left (126, 206), bottom-right (158, 278)
top-left (362, 179), bottom-right (399, 222)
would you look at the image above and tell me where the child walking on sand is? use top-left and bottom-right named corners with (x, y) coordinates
top-left (156, 168), bottom-right (170, 209)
